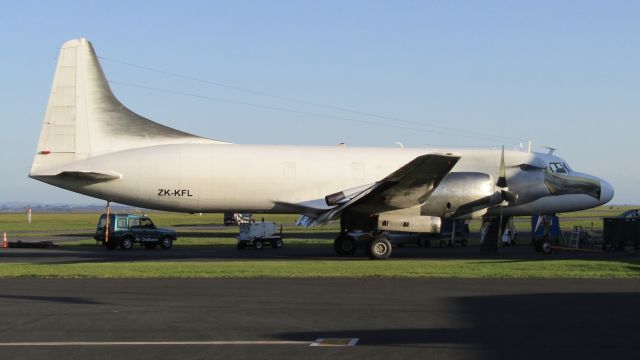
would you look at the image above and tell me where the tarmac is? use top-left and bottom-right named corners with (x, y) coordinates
top-left (1, 241), bottom-right (639, 359)
top-left (0, 240), bottom-right (637, 264)
top-left (1, 278), bottom-right (639, 359)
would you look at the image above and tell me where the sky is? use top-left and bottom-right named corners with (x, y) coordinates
top-left (0, 0), bottom-right (638, 204)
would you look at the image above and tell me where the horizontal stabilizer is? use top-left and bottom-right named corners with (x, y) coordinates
top-left (50, 170), bottom-right (122, 182)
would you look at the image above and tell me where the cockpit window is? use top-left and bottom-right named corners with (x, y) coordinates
top-left (549, 162), bottom-right (569, 174)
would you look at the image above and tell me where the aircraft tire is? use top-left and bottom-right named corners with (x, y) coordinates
top-left (334, 234), bottom-right (356, 256)
top-left (541, 241), bottom-right (553, 255)
top-left (368, 237), bottom-right (392, 260)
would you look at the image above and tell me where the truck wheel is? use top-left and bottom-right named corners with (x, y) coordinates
top-left (144, 243), bottom-right (157, 250)
top-left (255, 241), bottom-right (263, 250)
top-left (368, 237), bottom-right (392, 260)
top-left (104, 240), bottom-right (117, 250)
top-left (121, 237), bottom-right (134, 250)
top-left (273, 239), bottom-right (283, 249)
top-left (160, 236), bottom-right (173, 249)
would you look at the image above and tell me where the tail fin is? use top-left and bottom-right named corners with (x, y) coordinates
top-left (30, 38), bottom-right (223, 176)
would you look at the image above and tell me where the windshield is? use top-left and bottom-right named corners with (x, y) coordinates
top-left (549, 162), bottom-right (572, 174)
top-left (139, 218), bottom-right (155, 228)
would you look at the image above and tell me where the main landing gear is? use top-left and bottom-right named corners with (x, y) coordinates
top-left (368, 236), bottom-right (392, 260)
top-left (334, 233), bottom-right (357, 256)
top-left (333, 232), bottom-right (393, 260)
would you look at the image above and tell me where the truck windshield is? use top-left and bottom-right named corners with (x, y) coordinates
top-left (140, 218), bottom-right (155, 228)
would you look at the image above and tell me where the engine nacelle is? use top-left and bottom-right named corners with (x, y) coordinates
top-left (420, 172), bottom-right (497, 219)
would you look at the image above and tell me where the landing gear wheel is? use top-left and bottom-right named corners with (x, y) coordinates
top-left (273, 239), bottom-right (283, 249)
top-left (334, 234), bottom-right (357, 256)
top-left (144, 243), bottom-right (157, 250)
top-left (159, 236), bottom-right (173, 250)
top-left (534, 236), bottom-right (550, 253)
top-left (254, 241), bottom-right (263, 250)
top-left (121, 237), bottom-right (134, 250)
top-left (368, 237), bottom-right (392, 260)
top-left (541, 241), bottom-right (553, 255)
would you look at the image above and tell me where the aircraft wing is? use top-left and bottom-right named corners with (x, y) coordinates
top-left (300, 153), bottom-right (460, 226)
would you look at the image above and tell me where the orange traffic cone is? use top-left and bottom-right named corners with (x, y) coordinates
top-left (1, 232), bottom-right (7, 248)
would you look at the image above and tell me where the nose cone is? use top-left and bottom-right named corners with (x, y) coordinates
top-left (599, 178), bottom-right (614, 204)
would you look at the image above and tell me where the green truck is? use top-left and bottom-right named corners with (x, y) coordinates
top-left (94, 214), bottom-right (177, 250)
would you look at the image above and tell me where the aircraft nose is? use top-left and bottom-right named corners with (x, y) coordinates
top-left (599, 178), bottom-right (614, 204)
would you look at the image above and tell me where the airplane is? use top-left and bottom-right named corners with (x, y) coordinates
top-left (29, 39), bottom-right (614, 259)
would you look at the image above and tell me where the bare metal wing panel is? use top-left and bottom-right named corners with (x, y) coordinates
top-left (303, 153), bottom-right (460, 226)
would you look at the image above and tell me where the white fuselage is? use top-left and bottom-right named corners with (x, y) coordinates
top-left (35, 144), bottom-right (612, 217)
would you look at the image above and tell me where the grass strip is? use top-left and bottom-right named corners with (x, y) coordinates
top-left (1, 259), bottom-right (639, 279)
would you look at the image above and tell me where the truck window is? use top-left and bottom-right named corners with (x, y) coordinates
top-left (139, 218), bottom-right (154, 228)
top-left (116, 218), bottom-right (127, 228)
top-left (129, 218), bottom-right (141, 228)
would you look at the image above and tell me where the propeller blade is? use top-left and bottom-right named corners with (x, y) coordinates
top-left (501, 189), bottom-right (518, 205)
top-left (496, 145), bottom-right (508, 188)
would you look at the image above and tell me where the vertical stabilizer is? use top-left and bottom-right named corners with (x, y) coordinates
top-left (31, 38), bottom-right (223, 176)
